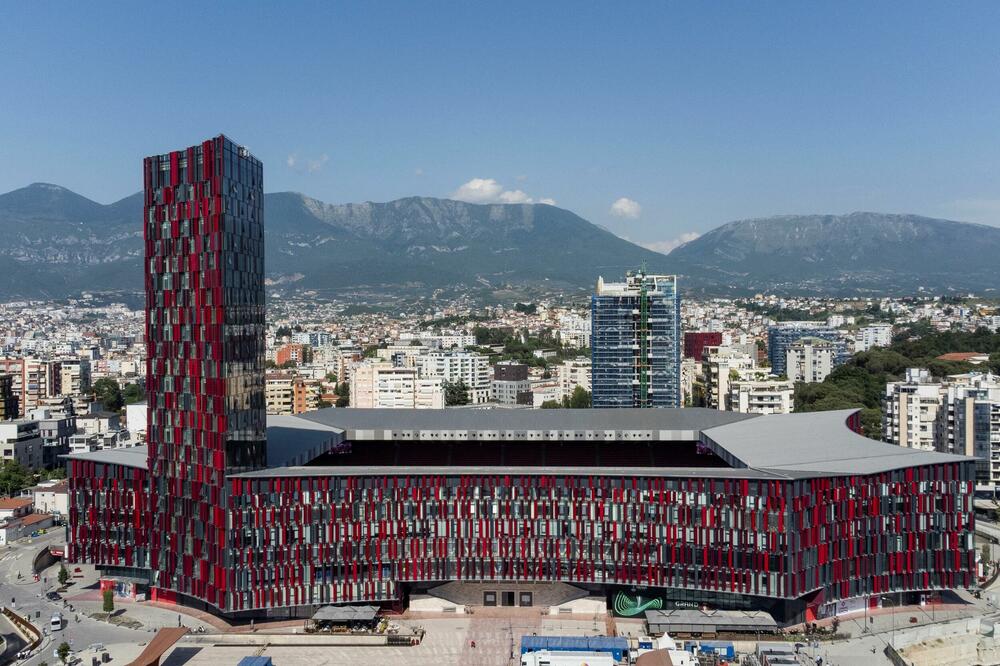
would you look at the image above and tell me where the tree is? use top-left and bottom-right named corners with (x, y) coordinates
top-left (0, 460), bottom-right (31, 496)
top-left (444, 380), bottom-right (471, 406)
top-left (566, 386), bottom-right (592, 409)
top-left (102, 588), bottom-right (114, 614)
top-left (122, 383), bottom-right (145, 405)
top-left (57, 642), bottom-right (71, 665)
top-left (334, 382), bottom-right (350, 408)
top-left (540, 400), bottom-right (562, 409)
top-left (91, 377), bottom-right (124, 412)
top-left (317, 399), bottom-right (332, 409)
top-left (58, 564), bottom-right (69, 587)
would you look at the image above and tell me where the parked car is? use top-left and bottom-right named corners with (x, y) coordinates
top-left (46, 591), bottom-right (61, 601)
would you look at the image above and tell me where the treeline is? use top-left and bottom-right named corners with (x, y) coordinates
top-left (795, 327), bottom-right (1000, 439)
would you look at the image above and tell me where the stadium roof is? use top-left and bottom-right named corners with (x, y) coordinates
top-left (297, 407), bottom-right (753, 434)
top-left (701, 409), bottom-right (971, 478)
top-left (64, 408), bottom-right (974, 480)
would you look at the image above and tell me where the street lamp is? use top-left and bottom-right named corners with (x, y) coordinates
top-left (881, 595), bottom-right (896, 649)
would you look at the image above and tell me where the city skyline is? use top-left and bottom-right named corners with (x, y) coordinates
top-left (2, 2), bottom-right (1000, 256)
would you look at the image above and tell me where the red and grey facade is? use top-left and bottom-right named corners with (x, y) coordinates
top-left (68, 406), bottom-right (976, 623)
top-left (65, 134), bottom-right (974, 624)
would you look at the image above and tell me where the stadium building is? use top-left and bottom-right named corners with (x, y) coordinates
top-left (67, 407), bottom-right (975, 624)
top-left (65, 134), bottom-right (975, 625)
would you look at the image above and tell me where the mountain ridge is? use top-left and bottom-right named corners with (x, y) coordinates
top-left (1, 183), bottom-right (998, 299)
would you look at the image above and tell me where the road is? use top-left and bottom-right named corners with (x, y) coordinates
top-left (0, 531), bottom-right (160, 666)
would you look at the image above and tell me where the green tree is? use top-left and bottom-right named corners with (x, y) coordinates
top-left (317, 399), bottom-right (332, 409)
top-left (443, 380), bottom-right (471, 406)
top-left (0, 460), bottom-right (31, 496)
top-left (122, 383), bottom-right (145, 405)
top-left (102, 589), bottom-right (115, 614)
top-left (540, 399), bottom-right (562, 409)
top-left (334, 382), bottom-right (350, 408)
top-left (566, 386), bottom-right (592, 409)
top-left (58, 564), bottom-right (69, 587)
top-left (91, 378), bottom-right (124, 412)
top-left (57, 642), bottom-right (71, 665)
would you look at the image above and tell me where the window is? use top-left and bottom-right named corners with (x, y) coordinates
top-left (502, 591), bottom-right (515, 607)
top-left (519, 592), bottom-right (533, 607)
top-left (483, 591), bottom-right (496, 607)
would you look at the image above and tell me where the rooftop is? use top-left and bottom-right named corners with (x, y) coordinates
top-left (62, 408), bottom-right (974, 480)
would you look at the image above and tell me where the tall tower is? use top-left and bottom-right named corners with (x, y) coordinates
top-left (143, 135), bottom-right (265, 609)
top-left (591, 270), bottom-right (680, 408)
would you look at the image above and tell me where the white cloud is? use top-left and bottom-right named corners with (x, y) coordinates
top-left (498, 189), bottom-right (531, 204)
top-left (286, 152), bottom-right (329, 173)
top-left (610, 197), bottom-right (642, 219)
top-left (640, 232), bottom-right (701, 255)
top-left (306, 154), bottom-right (329, 173)
top-left (450, 178), bottom-right (554, 205)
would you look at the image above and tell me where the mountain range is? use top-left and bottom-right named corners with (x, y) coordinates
top-left (1, 182), bottom-right (999, 300)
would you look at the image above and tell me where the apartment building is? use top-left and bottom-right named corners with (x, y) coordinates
top-left (265, 374), bottom-right (320, 415)
top-left (785, 337), bottom-right (835, 383)
top-left (884, 368), bottom-right (943, 452)
top-left (0, 420), bottom-right (43, 469)
top-left (729, 377), bottom-right (795, 415)
top-left (416, 351), bottom-right (491, 404)
top-left (491, 362), bottom-right (530, 405)
top-left (557, 357), bottom-right (591, 401)
top-left (350, 362), bottom-right (444, 409)
top-left (702, 345), bottom-right (755, 410)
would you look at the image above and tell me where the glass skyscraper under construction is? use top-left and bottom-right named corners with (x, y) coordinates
top-left (591, 271), bottom-right (681, 408)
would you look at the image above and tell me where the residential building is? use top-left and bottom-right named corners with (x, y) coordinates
top-left (938, 373), bottom-right (1000, 487)
top-left (729, 377), bottom-right (795, 415)
top-left (28, 480), bottom-right (69, 516)
top-left (884, 368), bottom-right (943, 451)
top-left (0, 420), bottom-right (42, 469)
top-left (417, 351), bottom-right (491, 404)
top-left (0, 497), bottom-right (33, 521)
top-left (266, 374), bottom-right (320, 415)
top-left (785, 337), bottom-right (836, 383)
top-left (767, 323), bottom-right (846, 376)
top-left (683, 331), bottom-right (722, 361)
top-left (556, 313), bottom-right (591, 349)
top-left (702, 346), bottom-right (755, 410)
top-left (557, 358), bottom-right (591, 401)
top-left (856, 324), bottom-right (893, 352)
top-left (492, 362), bottom-right (530, 405)
top-left (0, 374), bottom-right (17, 420)
top-left (591, 271), bottom-right (681, 408)
top-left (275, 343), bottom-right (307, 366)
top-left (350, 363), bottom-right (444, 409)
top-left (59, 358), bottom-right (92, 396)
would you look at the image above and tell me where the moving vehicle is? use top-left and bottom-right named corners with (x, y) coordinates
top-left (50, 612), bottom-right (63, 631)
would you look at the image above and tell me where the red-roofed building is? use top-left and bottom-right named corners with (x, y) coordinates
top-left (0, 496), bottom-right (33, 520)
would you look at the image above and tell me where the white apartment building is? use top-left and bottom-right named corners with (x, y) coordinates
top-left (937, 373), bottom-right (1000, 486)
top-left (556, 313), bottom-right (591, 349)
top-left (856, 324), bottom-right (893, 352)
top-left (702, 346), bottom-right (755, 410)
top-left (883, 368), bottom-right (942, 451)
top-left (557, 357), bottom-right (591, 401)
top-left (417, 351), bottom-right (491, 404)
top-left (785, 337), bottom-right (835, 383)
top-left (59, 358), bottom-right (91, 396)
top-left (351, 363), bottom-right (444, 409)
top-left (729, 377), bottom-right (795, 415)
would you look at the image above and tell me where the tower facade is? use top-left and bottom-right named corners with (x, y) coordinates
top-left (591, 271), bottom-right (681, 408)
top-left (143, 135), bottom-right (264, 609)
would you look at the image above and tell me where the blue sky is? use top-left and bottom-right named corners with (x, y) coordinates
top-left (1, 2), bottom-right (999, 250)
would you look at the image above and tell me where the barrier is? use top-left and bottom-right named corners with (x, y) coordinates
top-left (2, 606), bottom-right (42, 653)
